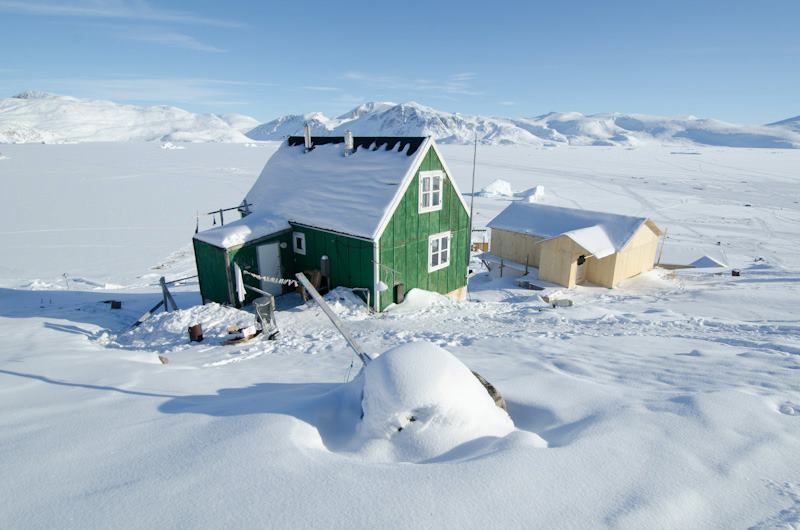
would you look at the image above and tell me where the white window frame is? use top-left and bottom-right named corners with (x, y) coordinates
top-left (428, 231), bottom-right (451, 272)
top-left (418, 170), bottom-right (444, 214)
top-left (292, 231), bottom-right (306, 255)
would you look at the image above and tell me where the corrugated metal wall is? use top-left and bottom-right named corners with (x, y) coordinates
top-left (378, 146), bottom-right (469, 310)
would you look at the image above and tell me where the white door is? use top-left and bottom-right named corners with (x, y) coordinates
top-left (575, 256), bottom-right (587, 285)
top-left (256, 243), bottom-right (283, 297)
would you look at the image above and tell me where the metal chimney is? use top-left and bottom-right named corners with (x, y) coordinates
top-left (303, 123), bottom-right (312, 152)
top-left (344, 130), bottom-right (354, 156)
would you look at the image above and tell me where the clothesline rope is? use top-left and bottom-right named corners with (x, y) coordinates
top-left (241, 269), bottom-right (299, 287)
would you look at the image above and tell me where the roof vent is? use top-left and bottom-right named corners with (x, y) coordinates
top-left (303, 123), bottom-right (312, 152)
top-left (344, 130), bottom-right (354, 156)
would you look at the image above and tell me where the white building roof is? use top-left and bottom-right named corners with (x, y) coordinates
top-left (488, 202), bottom-right (658, 258)
top-left (195, 136), bottom-right (437, 248)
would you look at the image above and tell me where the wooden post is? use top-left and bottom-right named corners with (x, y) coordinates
top-left (656, 228), bottom-right (668, 265)
top-left (525, 255), bottom-right (529, 275)
top-left (500, 258), bottom-right (504, 278)
top-left (159, 276), bottom-right (178, 312)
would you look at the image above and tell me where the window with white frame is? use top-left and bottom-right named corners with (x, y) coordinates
top-left (428, 231), bottom-right (451, 272)
top-left (419, 170), bottom-right (443, 213)
top-left (292, 232), bottom-right (306, 255)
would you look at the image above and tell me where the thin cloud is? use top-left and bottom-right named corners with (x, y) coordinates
top-left (301, 86), bottom-right (340, 92)
top-left (123, 29), bottom-right (226, 53)
top-left (342, 71), bottom-right (483, 96)
top-left (17, 77), bottom-right (268, 106)
top-left (0, 0), bottom-right (244, 28)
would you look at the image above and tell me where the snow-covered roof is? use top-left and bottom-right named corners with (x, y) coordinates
top-left (194, 136), bottom-right (433, 247)
top-left (488, 202), bottom-right (659, 258)
top-left (192, 212), bottom-right (290, 248)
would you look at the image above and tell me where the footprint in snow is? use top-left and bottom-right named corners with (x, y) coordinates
top-left (779, 402), bottom-right (799, 416)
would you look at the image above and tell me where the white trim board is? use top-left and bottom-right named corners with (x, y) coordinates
top-left (373, 137), bottom-right (471, 241)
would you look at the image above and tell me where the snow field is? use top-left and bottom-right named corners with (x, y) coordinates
top-left (0, 142), bottom-right (798, 528)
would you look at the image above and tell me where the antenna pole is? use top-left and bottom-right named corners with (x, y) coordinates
top-left (466, 131), bottom-right (478, 284)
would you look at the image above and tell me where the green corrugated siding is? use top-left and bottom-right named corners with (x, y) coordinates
top-left (193, 238), bottom-right (231, 304)
top-left (289, 224), bottom-right (375, 303)
top-left (378, 146), bottom-right (468, 310)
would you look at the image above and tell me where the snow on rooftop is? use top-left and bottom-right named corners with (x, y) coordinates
top-left (193, 211), bottom-right (290, 248)
top-left (195, 138), bottom-right (428, 247)
top-left (488, 202), bottom-right (651, 258)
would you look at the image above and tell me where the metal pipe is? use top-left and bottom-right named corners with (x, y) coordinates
top-left (296, 272), bottom-right (371, 366)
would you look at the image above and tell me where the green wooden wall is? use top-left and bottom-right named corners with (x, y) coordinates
top-left (193, 238), bottom-right (231, 304)
top-left (194, 231), bottom-right (293, 306)
top-left (377, 146), bottom-right (469, 311)
top-left (289, 224), bottom-right (375, 302)
top-left (228, 231), bottom-right (293, 305)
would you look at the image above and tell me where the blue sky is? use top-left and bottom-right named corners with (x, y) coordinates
top-left (0, 1), bottom-right (797, 123)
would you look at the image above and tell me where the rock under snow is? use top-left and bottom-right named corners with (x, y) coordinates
top-left (477, 179), bottom-right (514, 197)
top-left (356, 341), bottom-right (543, 462)
top-left (516, 185), bottom-right (545, 202)
top-left (690, 255), bottom-right (727, 268)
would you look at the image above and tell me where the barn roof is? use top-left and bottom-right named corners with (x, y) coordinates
top-left (488, 202), bottom-right (660, 258)
top-left (194, 136), bottom-right (434, 248)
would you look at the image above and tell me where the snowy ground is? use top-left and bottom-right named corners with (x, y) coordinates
top-left (1, 142), bottom-right (799, 528)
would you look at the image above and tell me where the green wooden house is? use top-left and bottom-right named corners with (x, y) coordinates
top-left (192, 134), bottom-right (470, 311)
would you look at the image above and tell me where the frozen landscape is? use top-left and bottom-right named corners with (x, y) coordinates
top-left (1, 135), bottom-right (798, 528)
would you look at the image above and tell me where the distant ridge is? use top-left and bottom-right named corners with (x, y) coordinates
top-left (0, 91), bottom-right (259, 144)
top-left (1, 91), bottom-right (798, 148)
top-left (247, 101), bottom-right (800, 149)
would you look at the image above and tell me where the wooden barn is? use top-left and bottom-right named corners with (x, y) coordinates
top-left (192, 133), bottom-right (470, 311)
top-left (487, 202), bottom-right (662, 288)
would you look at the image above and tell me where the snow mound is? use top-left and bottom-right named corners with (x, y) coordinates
top-left (691, 255), bottom-right (727, 268)
top-left (516, 185), bottom-right (545, 203)
top-left (357, 342), bottom-right (543, 462)
top-left (108, 303), bottom-right (255, 353)
top-left (477, 179), bottom-right (514, 197)
top-left (160, 142), bottom-right (185, 150)
top-left (322, 287), bottom-right (370, 319)
top-left (385, 288), bottom-right (453, 314)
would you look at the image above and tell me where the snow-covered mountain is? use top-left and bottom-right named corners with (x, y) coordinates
top-left (247, 101), bottom-right (800, 149)
top-left (2, 91), bottom-right (798, 148)
top-left (0, 91), bottom-right (257, 144)
top-left (768, 115), bottom-right (800, 133)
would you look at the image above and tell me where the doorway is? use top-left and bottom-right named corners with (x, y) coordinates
top-left (576, 255), bottom-right (587, 284)
top-left (256, 243), bottom-right (283, 297)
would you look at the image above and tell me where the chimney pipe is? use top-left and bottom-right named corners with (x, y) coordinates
top-left (303, 123), bottom-right (312, 152)
top-left (344, 130), bottom-right (354, 156)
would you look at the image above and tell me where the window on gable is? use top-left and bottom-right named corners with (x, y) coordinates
top-left (293, 232), bottom-right (306, 255)
top-left (419, 171), bottom-right (443, 213)
top-left (428, 231), bottom-right (451, 272)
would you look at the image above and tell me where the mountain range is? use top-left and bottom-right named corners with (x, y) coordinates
top-left (1, 91), bottom-right (799, 149)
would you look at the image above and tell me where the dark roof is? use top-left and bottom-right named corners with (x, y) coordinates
top-left (287, 136), bottom-right (426, 156)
